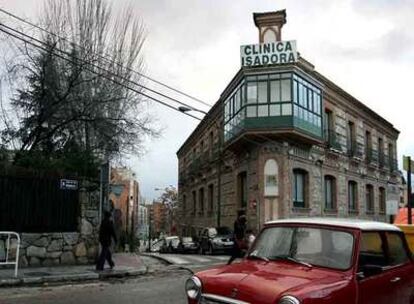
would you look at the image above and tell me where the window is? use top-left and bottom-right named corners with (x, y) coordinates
top-left (386, 233), bottom-right (410, 266)
top-left (247, 82), bottom-right (257, 104)
top-left (238, 172), bottom-right (247, 208)
top-left (365, 131), bottom-right (372, 162)
top-left (348, 181), bottom-right (358, 212)
top-left (270, 80), bottom-right (281, 102)
top-left (192, 191), bottom-right (196, 215)
top-left (347, 122), bottom-right (356, 156)
top-left (293, 169), bottom-right (307, 208)
top-left (324, 175), bottom-right (336, 210)
top-left (251, 227), bottom-right (354, 270)
top-left (388, 143), bottom-right (394, 170)
top-left (366, 184), bottom-right (374, 213)
top-left (199, 188), bottom-right (204, 215)
top-left (209, 131), bottom-right (214, 150)
top-left (208, 184), bottom-right (214, 212)
top-left (379, 187), bottom-right (386, 214)
top-left (324, 110), bottom-right (333, 143)
top-left (359, 232), bottom-right (387, 270)
top-left (378, 137), bottom-right (384, 167)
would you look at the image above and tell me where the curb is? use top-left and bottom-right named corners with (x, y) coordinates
top-left (0, 266), bottom-right (147, 288)
top-left (139, 253), bottom-right (174, 265)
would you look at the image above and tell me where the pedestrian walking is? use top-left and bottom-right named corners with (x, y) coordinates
top-left (96, 211), bottom-right (117, 271)
top-left (227, 210), bottom-right (247, 265)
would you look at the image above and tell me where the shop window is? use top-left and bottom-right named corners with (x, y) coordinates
top-left (293, 169), bottom-right (308, 208)
top-left (348, 181), bottom-right (358, 212)
top-left (324, 175), bottom-right (336, 210)
top-left (264, 159), bottom-right (278, 196)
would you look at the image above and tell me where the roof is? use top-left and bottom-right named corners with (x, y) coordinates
top-left (265, 218), bottom-right (401, 232)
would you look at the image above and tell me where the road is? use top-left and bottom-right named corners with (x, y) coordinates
top-left (0, 254), bottom-right (232, 304)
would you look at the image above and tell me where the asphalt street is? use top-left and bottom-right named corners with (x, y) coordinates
top-left (0, 254), bottom-right (231, 304)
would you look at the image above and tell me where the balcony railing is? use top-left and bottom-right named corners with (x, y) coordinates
top-left (324, 129), bottom-right (342, 151)
top-left (347, 140), bottom-right (357, 157)
top-left (378, 151), bottom-right (385, 167)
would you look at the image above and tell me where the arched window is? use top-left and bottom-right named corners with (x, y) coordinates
top-left (324, 175), bottom-right (336, 210)
top-left (293, 169), bottom-right (308, 208)
top-left (264, 159), bottom-right (279, 196)
top-left (348, 181), bottom-right (358, 212)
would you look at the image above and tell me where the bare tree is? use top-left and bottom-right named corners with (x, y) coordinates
top-left (1, 0), bottom-right (158, 171)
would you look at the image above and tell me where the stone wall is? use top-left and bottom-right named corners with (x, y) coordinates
top-left (15, 180), bottom-right (100, 267)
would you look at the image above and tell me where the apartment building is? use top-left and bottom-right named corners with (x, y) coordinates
top-left (177, 10), bottom-right (400, 235)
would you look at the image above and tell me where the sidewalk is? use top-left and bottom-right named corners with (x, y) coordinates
top-left (0, 253), bottom-right (147, 287)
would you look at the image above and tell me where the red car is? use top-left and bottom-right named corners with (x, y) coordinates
top-left (185, 218), bottom-right (414, 304)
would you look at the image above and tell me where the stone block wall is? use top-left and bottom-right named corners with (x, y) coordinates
top-left (12, 180), bottom-right (100, 267)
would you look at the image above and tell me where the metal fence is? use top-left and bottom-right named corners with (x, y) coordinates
top-left (0, 232), bottom-right (20, 277)
top-left (0, 174), bottom-right (80, 232)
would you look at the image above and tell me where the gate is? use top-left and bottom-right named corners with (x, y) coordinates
top-left (0, 174), bottom-right (80, 232)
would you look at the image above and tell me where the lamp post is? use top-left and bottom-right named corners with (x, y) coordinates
top-left (178, 106), bottom-right (223, 227)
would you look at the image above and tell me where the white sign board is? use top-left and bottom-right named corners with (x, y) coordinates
top-left (240, 40), bottom-right (298, 67)
top-left (60, 179), bottom-right (78, 190)
top-left (386, 200), bottom-right (399, 215)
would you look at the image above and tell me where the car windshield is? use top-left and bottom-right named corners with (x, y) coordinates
top-left (249, 226), bottom-right (354, 270)
top-left (216, 227), bottom-right (232, 235)
top-left (182, 237), bottom-right (193, 242)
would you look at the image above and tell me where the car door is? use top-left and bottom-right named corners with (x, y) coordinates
top-left (383, 232), bottom-right (414, 303)
top-left (357, 231), bottom-right (395, 304)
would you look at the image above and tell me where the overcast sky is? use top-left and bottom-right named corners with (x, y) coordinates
top-left (1, 0), bottom-right (413, 200)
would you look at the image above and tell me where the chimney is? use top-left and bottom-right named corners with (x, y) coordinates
top-left (253, 9), bottom-right (287, 43)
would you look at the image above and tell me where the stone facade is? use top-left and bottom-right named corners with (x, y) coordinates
top-left (5, 180), bottom-right (101, 267)
top-left (176, 10), bottom-right (400, 237)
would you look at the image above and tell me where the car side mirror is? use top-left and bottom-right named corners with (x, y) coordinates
top-left (358, 264), bottom-right (383, 280)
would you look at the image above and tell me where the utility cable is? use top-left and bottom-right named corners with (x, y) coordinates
top-left (0, 7), bottom-right (212, 108)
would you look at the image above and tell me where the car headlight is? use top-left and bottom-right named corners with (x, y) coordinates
top-left (185, 276), bottom-right (202, 300)
top-left (279, 295), bottom-right (300, 304)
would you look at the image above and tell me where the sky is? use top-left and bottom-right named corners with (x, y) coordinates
top-left (0, 0), bottom-right (413, 200)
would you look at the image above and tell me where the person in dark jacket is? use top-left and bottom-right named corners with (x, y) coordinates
top-left (227, 210), bottom-right (247, 265)
top-left (96, 211), bottom-right (117, 271)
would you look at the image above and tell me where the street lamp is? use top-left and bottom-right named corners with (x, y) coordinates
top-left (178, 106), bottom-right (208, 115)
top-left (178, 107), bottom-right (223, 227)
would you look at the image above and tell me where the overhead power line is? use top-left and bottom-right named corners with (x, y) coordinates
top-left (0, 7), bottom-right (212, 108)
top-left (0, 25), bottom-right (203, 122)
top-left (0, 17), bottom-right (284, 148)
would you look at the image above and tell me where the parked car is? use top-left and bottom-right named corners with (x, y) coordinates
top-left (159, 236), bottom-right (180, 253)
top-left (150, 239), bottom-right (163, 252)
top-left (199, 226), bottom-right (234, 255)
top-left (177, 237), bottom-right (199, 254)
top-left (186, 218), bottom-right (414, 304)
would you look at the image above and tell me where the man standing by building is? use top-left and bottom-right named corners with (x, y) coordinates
top-left (227, 210), bottom-right (247, 265)
top-left (96, 211), bottom-right (117, 271)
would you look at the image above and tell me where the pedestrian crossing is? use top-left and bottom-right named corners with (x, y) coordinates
top-left (147, 253), bottom-right (230, 266)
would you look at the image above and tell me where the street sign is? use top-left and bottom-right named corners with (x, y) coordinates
top-left (60, 179), bottom-right (78, 190)
top-left (386, 200), bottom-right (399, 215)
top-left (403, 155), bottom-right (414, 171)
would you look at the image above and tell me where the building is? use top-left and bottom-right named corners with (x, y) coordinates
top-left (109, 167), bottom-right (140, 238)
top-left (137, 200), bottom-right (149, 240)
top-left (148, 201), bottom-right (168, 238)
top-left (177, 10), bottom-right (400, 236)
